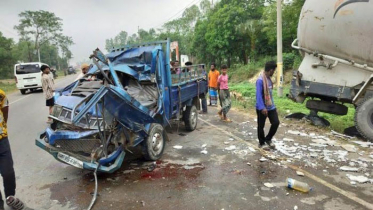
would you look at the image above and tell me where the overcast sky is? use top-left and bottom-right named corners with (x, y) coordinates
top-left (0, 0), bottom-right (200, 64)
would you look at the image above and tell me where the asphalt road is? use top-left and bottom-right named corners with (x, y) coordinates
top-left (1, 74), bottom-right (373, 210)
top-left (3, 74), bottom-right (79, 210)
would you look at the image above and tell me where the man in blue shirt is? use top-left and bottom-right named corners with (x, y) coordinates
top-left (256, 61), bottom-right (280, 149)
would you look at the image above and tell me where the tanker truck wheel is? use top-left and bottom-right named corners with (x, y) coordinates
top-left (355, 97), bottom-right (373, 142)
top-left (306, 100), bottom-right (348, 115)
top-left (143, 123), bottom-right (165, 161)
top-left (184, 105), bottom-right (198, 131)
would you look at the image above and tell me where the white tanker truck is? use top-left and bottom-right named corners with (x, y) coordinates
top-left (288, 0), bottom-right (373, 141)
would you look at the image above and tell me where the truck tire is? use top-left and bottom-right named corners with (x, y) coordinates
top-left (20, 89), bottom-right (26, 95)
top-left (354, 97), bottom-right (373, 142)
top-left (143, 124), bottom-right (165, 161)
top-left (184, 105), bottom-right (198, 131)
top-left (306, 100), bottom-right (348, 115)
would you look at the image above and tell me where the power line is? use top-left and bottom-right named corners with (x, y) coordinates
top-left (152, 0), bottom-right (202, 29)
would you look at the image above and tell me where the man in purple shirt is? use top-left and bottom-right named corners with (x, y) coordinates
top-left (256, 61), bottom-right (279, 149)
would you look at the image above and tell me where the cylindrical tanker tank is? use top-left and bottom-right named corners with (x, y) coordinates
top-left (298, 0), bottom-right (373, 66)
top-left (289, 0), bottom-right (373, 141)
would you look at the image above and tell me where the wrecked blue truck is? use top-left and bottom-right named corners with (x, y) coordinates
top-left (35, 39), bottom-right (208, 173)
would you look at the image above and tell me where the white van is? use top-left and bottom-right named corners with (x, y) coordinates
top-left (14, 62), bottom-right (48, 94)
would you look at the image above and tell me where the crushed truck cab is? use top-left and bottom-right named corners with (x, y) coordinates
top-left (35, 39), bottom-right (208, 173)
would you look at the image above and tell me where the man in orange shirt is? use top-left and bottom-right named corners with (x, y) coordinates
top-left (208, 63), bottom-right (220, 106)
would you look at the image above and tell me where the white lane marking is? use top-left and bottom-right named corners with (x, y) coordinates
top-left (199, 117), bottom-right (373, 210)
top-left (9, 95), bottom-right (31, 105)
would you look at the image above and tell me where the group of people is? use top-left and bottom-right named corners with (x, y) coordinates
top-left (0, 61), bottom-right (279, 209)
top-left (202, 63), bottom-right (232, 122)
top-left (203, 61), bottom-right (279, 149)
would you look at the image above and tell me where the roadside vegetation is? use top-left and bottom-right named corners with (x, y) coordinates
top-left (228, 61), bottom-right (355, 133)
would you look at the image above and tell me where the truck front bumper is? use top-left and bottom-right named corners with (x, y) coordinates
top-left (35, 136), bottom-right (125, 173)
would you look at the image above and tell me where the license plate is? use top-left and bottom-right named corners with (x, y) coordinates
top-left (57, 152), bottom-right (83, 168)
top-left (26, 79), bottom-right (35, 83)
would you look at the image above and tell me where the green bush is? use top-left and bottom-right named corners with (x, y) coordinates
top-left (228, 56), bottom-right (276, 83)
top-left (283, 53), bottom-right (296, 70)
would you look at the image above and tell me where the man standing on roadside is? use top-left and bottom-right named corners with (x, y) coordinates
top-left (0, 89), bottom-right (26, 210)
top-left (208, 63), bottom-right (219, 106)
top-left (256, 61), bottom-right (279, 149)
top-left (41, 65), bottom-right (55, 123)
top-left (199, 64), bottom-right (208, 114)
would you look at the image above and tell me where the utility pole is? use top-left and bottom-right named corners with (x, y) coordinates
top-left (37, 47), bottom-right (41, 63)
top-left (277, 0), bottom-right (284, 97)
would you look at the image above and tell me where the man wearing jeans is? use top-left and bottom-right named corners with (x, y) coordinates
top-left (256, 61), bottom-right (279, 149)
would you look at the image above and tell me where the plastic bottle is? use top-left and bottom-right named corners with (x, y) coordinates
top-left (287, 178), bottom-right (312, 193)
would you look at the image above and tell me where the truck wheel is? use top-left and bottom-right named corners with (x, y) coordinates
top-left (143, 124), bottom-right (165, 161)
top-left (20, 89), bottom-right (26, 95)
top-left (306, 100), bottom-right (348, 115)
top-left (355, 97), bottom-right (373, 142)
top-left (184, 105), bottom-right (198, 131)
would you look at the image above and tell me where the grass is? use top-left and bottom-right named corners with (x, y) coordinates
top-left (229, 82), bottom-right (355, 133)
top-left (0, 80), bottom-right (17, 93)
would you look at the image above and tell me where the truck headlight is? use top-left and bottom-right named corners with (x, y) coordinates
top-left (52, 105), bottom-right (63, 117)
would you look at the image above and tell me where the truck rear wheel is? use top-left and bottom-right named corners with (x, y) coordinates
top-left (306, 100), bottom-right (348, 115)
top-left (143, 124), bottom-right (165, 161)
top-left (20, 89), bottom-right (26, 95)
top-left (184, 105), bottom-right (198, 131)
top-left (355, 97), bottom-right (373, 142)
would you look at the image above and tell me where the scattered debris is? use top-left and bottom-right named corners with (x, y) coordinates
top-left (346, 174), bottom-right (369, 183)
top-left (173, 145), bottom-right (183, 149)
top-left (352, 141), bottom-right (373, 148)
top-left (229, 138), bottom-right (235, 141)
top-left (332, 130), bottom-right (355, 139)
top-left (201, 144), bottom-right (207, 148)
top-left (146, 162), bottom-right (156, 172)
top-left (225, 145), bottom-right (237, 151)
top-left (264, 183), bottom-right (274, 188)
top-left (248, 147), bottom-right (256, 152)
top-left (224, 141), bottom-right (230, 145)
top-left (294, 205), bottom-right (298, 210)
top-left (296, 171), bottom-right (305, 176)
top-left (241, 197), bottom-right (247, 201)
top-left (286, 193), bottom-right (289, 196)
top-left (283, 138), bottom-right (294, 142)
top-left (288, 130), bottom-right (301, 135)
top-left (247, 162), bottom-right (251, 166)
top-left (201, 150), bottom-right (208, 155)
top-left (260, 157), bottom-right (268, 162)
top-left (341, 144), bottom-right (358, 153)
top-left (351, 181), bottom-right (357, 185)
top-left (339, 166), bottom-right (359, 172)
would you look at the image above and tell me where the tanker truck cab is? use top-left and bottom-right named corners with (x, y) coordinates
top-left (289, 0), bottom-right (373, 141)
top-left (15, 62), bottom-right (47, 95)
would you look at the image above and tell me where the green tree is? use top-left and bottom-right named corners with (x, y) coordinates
top-left (0, 32), bottom-right (16, 78)
top-left (262, 0), bottom-right (305, 53)
top-left (14, 10), bottom-right (73, 62)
